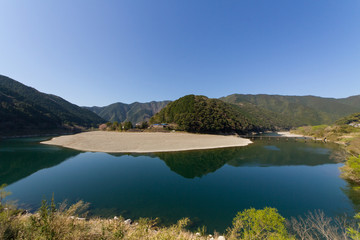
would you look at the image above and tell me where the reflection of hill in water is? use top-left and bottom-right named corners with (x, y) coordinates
top-left (155, 148), bottom-right (233, 178)
top-left (0, 138), bottom-right (80, 185)
top-left (121, 139), bottom-right (345, 179)
top-left (227, 139), bottom-right (345, 167)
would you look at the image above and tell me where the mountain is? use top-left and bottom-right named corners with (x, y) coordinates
top-left (221, 94), bottom-right (360, 126)
top-left (150, 94), bottom-right (285, 134)
top-left (85, 101), bottom-right (170, 124)
top-left (0, 75), bottom-right (104, 136)
top-left (338, 95), bottom-right (360, 108)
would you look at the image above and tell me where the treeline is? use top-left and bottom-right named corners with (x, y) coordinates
top-left (0, 187), bottom-right (359, 240)
top-left (99, 121), bottom-right (149, 131)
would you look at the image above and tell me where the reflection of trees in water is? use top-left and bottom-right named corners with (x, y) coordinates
top-left (329, 148), bottom-right (348, 163)
top-left (153, 139), bottom-right (343, 178)
top-left (342, 183), bottom-right (360, 212)
top-left (155, 148), bottom-right (240, 178)
top-left (104, 139), bottom-right (343, 179)
top-left (227, 139), bottom-right (343, 167)
top-left (0, 138), bottom-right (80, 185)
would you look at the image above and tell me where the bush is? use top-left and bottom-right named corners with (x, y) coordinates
top-left (227, 207), bottom-right (292, 240)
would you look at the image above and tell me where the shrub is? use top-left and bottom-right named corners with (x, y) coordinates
top-left (227, 207), bottom-right (292, 240)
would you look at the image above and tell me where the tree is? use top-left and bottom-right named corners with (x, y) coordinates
top-left (227, 207), bottom-right (291, 240)
top-left (347, 213), bottom-right (360, 239)
top-left (123, 121), bottom-right (133, 130)
top-left (138, 121), bottom-right (149, 129)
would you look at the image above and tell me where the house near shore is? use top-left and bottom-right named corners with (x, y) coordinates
top-left (150, 123), bottom-right (178, 130)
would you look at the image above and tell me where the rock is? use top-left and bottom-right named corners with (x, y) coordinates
top-left (209, 238), bottom-right (214, 240)
top-left (69, 216), bottom-right (75, 219)
top-left (217, 236), bottom-right (226, 240)
top-left (114, 216), bottom-right (119, 220)
top-left (76, 217), bottom-right (85, 221)
top-left (124, 219), bottom-right (132, 225)
top-left (195, 232), bottom-right (201, 236)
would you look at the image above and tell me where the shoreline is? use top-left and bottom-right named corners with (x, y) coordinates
top-left (277, 131), bottom-right (310, 138)
top-left (41, 131), bottom-right (252, 153)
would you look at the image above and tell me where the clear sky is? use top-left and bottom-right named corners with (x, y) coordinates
top-left (0, 0), bottom-right (359, 106)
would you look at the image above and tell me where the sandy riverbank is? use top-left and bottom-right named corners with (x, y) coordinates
top-left (277, 131), bottom-right (306, 138)
top-left (41, 131), bottom-right (252, 153)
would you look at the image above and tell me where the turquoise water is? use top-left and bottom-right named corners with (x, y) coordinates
top-left (0, 137), bottom-right (357, 232)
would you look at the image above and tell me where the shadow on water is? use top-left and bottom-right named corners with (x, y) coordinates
top-left (0, 137), bottom-right (80, 186)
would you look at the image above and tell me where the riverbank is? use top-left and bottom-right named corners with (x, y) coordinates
top-left (277, 131), bottom-right (306, 138)
top-left (41, 131), bottom-right (252, 153)
top-left (291, 124), bottom-right (360, 184)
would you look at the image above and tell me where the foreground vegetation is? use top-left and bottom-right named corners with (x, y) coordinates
top-left (291, 113), bottom-right (360, 184)
top-left (1, 187), bottom-right (360, 240)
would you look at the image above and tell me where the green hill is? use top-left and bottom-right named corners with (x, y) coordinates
top-left (221, 94), bottom-right (360, 126)
top-left (85, 101), bottom-right (170, 124)
top-left (338, 95), bottom-right (360, 108)
top-left (150, 95), bottom-right (285, 134)
top-left (0, 75), bottom-right (104, 136)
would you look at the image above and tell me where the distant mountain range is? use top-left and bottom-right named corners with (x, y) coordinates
top-left (85, 101), bottom-right (170, 124)
top-left (1, 74), bottom-right (360, 136)
top-left (0, 75), bottom-right (104, 136)
top-left (221, 94), bottom-right (360, 126)
top-left (93, 94), bottom-right (360, 129)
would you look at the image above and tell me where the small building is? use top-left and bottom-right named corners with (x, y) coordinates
top-left (151, 123), bottom-right (168, 129)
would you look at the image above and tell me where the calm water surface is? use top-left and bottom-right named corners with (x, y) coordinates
top-left (0, 136), bottom-right (358, 231)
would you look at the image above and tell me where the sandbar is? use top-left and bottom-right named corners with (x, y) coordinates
top-left (41, 131), bottom-right (252, 153)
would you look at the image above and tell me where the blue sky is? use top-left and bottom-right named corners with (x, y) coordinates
top-left (0, 1), bottom-right (359, 106)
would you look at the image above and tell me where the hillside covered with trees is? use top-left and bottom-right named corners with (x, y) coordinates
top-left (221, 94), bottom-right (360, 126)
top-left (0, 75), bottom-right (104, 136)
top-left (85, 100), bottom-right (170, 124)
top-left (150, 95), bottom-right (290, 134)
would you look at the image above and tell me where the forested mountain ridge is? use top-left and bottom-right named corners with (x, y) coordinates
top-left (0, 75), bottom-right (104, 136)
top-left (221, 94), bottom-right (360, 126)
top-left (150, 95), bottom-right (288, 134)
top-left (85, 101), bottom-right (170, 124)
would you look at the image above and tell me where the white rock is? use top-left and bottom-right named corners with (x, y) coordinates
top-left (195, 232), bottom-right (201, 236)
top-left (114, 216), bottom-right (119, 220)
top-left (124, 219), bottom-right (132, 225)
top-left (217, 236), bottom-right (226, 240)
top-left (209, 238), bottom-right (214, 240)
